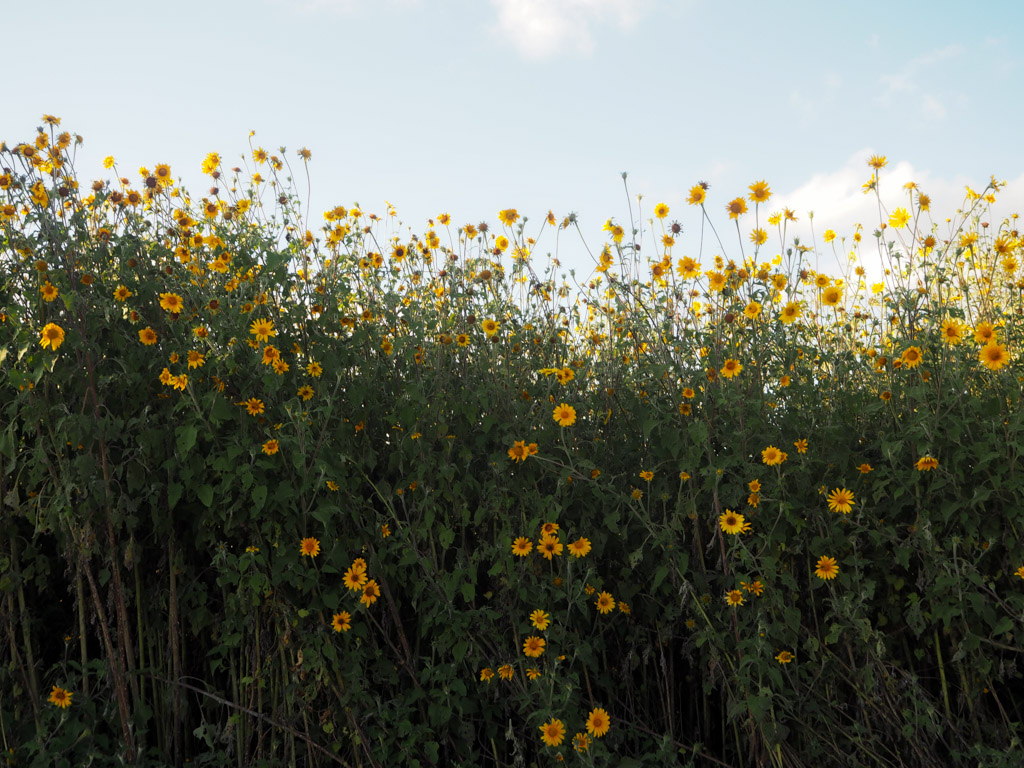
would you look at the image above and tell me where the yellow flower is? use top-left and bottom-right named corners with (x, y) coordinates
top-left (826, 488), bottom-right (855, 514)
top-left (539, 718), bottom-right (565, 748)
top-left (719, 510), bottom-right (746, 535)
top-left (114, 285), bottom-right (132, 302)
top-left (814, 556), bottom-right (839, 580)
top-left (687, 184), bottom-right (706, 205)
top-left (743, 301), bottom-right (761, 319)
top-left (530, 609), bottom-right (551, 630)
top-left (498, 208), bottom-right (519, 225)
top-left (497, 664), bottom-right (513, 680)
top-left (40, 281), bottom-right (58, 301)
top-left (979, 341), bottom-right (1009, 371)
top-left (900, 346), bottom-right (923, 369)
top-left (299, 537), bottom-right (320, 558)
top-left (482, 318), bottom-right (499, 337)
top-left (654, 202), bottom-right (670, 219)
top-left (595, 591), bottom-right (615, 614)
top-left (331, 611), bottom-right (351, 632)
top-left (780, 302), bottom-right (801, 324)
top-left (868, 154), bottom-right (887, 170)
top-left (941, 319), bottom-right (965, 345)
top-left (858, 463), bottom-right (874, 474)
top-left (823, 229), bottom-right (837, 243)
top-left (915, 456), bottom-right (939, 471)
top-left (726, 197), bottom-right (747, 219)
top-left (159, 292), bottom-right (184, 313)
top-left (748, 180), bottom-right (771, 204)
top-left (725, 589), bottom-right (745, 607)
top-left (480, 667), bottom-right (494, 682)
top-left (250, 318), bottom-right (275, 341)
top-left (720, 358), bottom-right (742, 379)
top-left (567, 537), bottom-right (591, 558)
top-left (573, 732), bottom-right (591, 753)
top-left (262, 439), bottom-right (279, 456)
top-left (139, 327), bottom-right (158, 346)
top-left (761, 445), bottom-right (786, 466)
top-left (821, 286), bottom-right (842, 306)
top-left (201, 152), bottom-right (221, 175)
top-left (523, 635), bottom-right (546, 658)
top-left (40, 323), bottom-right (65, 350)
top-left (794, 439), bottom-right (808, 454)
top-left (553, 403), bottom-right (576, 427)
top-left (889, 207), bottom-right (911, 229)
top-left (360, 580), bottom-right (381, 606)
top-left (775, 650), bottom-right (794, 664)
top-left (48, 686), bottom-right (73, 709)
top-left (508, 440), bottom-right (529, 463)
top-left (538, 535), bottom-right (563, 560)
top-left (240, 397), bottom-right (264, 416)
top-left (297, 385), bottom-right (314, 401)
top-left (512, 537), bottom-right (533, 556)
top-left (343, 566), bottom-right (368, 591)
top-left (586, 708), bottom-right (611, 738)
top-left (639, 470), bottom-right (654, 482)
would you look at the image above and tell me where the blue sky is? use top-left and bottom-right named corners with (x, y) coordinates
top-left (5, 0), bottom-right (1022, 278)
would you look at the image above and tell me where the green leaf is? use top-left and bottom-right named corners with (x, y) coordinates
top-left (252, 485), bottom-right (267, 512)
top-left (176, 425), bottom-right (198, 456)
top-left (197, 485), bottom-right (214, 508)
top-left (168, 482), bottom-right (183, 511)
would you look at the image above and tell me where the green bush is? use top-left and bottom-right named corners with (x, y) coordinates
top-left (2, 118), bottom-right (1023, 767)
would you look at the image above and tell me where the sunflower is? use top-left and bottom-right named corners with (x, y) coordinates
top-left (720, 359), bottom-right (742, 379)
top-left (261, 439), bottom-right (279, 456)
top-left (780, 302), bottom-right (801, 324)
top-left (826, 488), bottom-right (855, 514)
top-left (725, 589), bottom-right (745, 607)
top-left (573, 733), bottom-right (591, 753)
top-left (360, 580), bottom-right (381, 606)
top-left (250, 318), bottom-right (275, 341)
top-left (530, 609), bottom-right (551, 630)
top-left (743, 301), bottom-right (761, 319)
top-left (586, 708), bottom-right (611, 738)
top-left (40, 281), bottom-right (58, 301)
top-left (900, 346), bottom-right (923, 369)
top-left (889, 208), bottom-right (910, 229)
top-left (297, 385), bottom-right (314, 401)
top-left (980, 341), bottom-right (1009, 371)
top-left (187, 351), bottom-right (205, 369)
top-left (482, 318), bottom-right (499, 337)
top-left (201, 152), bottom-right (221, 175)
top-left (48, 686), bottom-right (73, 709)
top-left (677, 256), bottom-right (700, 278)
top-left (719, 510), bottom-right (746, 535)
top-left (299, 537), bottom-right (320, 558)
top-left (726, 197), bottom-right (748, 219)
top-left (687, 185), bottom-right (706, 206)
top-left (821, 286), bottom-right (842, 306)
top-left (654, 202), bottom-right (670, 219)
top-left (794, 438), bottom-right (808, 454)
top-left (915, 456), bottom-right (939, 471)
top-left (526, 667), bottom-right (541, 680)
top-left (40, 323), bottom-right (65, 350)
top-left (523, 636), bottom-right (546, 658)
top-left (761, 445), bottom-right (786, 466)
top-left (479, 668), bottom-right (494, 682)
top-left (159, 292), bottom-right (184, 313)
top-left (814, 556), bottom-right (839, 580)
top-left (539, 718), bottom-right (565, 748)
top-left (775, 650), bottom-right (794, 664)
top-left (343, 566), bottom-right (368, 591)
top-left (567, 537), bottom-right (591, 558)
top-left (974, 322), bottom-right (996, 344)
top-left (858, 463), bottom-right (874, 473)
top-left (742, 580), bottom-right (764, 596)
top-left (941, 319), bottom-right (965, 345)
top-left (538, 535), bottom-right (563, 560)
top-left (639, 470), bottom-right (654, 482)
top-left (139, 327), bottom-right (158, 345)
top-left (512, 537), bottom-right (533, 556)
top-left (331, 611), bottom-right (351, 632)
top-left (240, 398), bottom-right (264, 415)
top-left (868, 154), bottom-right (887, 170)
top-left (552, 403), bottom-right (576, 427)
top-left (497, 664), bottom-right (514, 680)
top-left (114, 285), bottom-right (133, 301)
top-left (748, 180), bottom-right (771, 204)
top-left (595, 591), bottom-right (615, 614)
top-left (498, 208), bottom-right (519, 226)
top-left (508, 441), bottom-right (528, 463)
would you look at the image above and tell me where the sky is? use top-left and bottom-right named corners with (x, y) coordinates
top-left (4, 0), bottom-right (1023, 279)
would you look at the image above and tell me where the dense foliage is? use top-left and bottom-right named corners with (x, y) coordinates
top-left (2, 117), bottom-right (1023, 767)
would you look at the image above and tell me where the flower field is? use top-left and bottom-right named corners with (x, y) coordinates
top-left (2, 116), bottom-right (1024, 767)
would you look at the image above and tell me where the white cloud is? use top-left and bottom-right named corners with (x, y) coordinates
top-left (490, 0), bottom-right (653, 59)
top-left (878, 44), bottom-right (963, 119)
top-left (774, 150), bottom-right (1024, 277)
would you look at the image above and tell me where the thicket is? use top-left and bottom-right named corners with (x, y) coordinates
top-left (2, 118), bottom-right (1023, 767)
